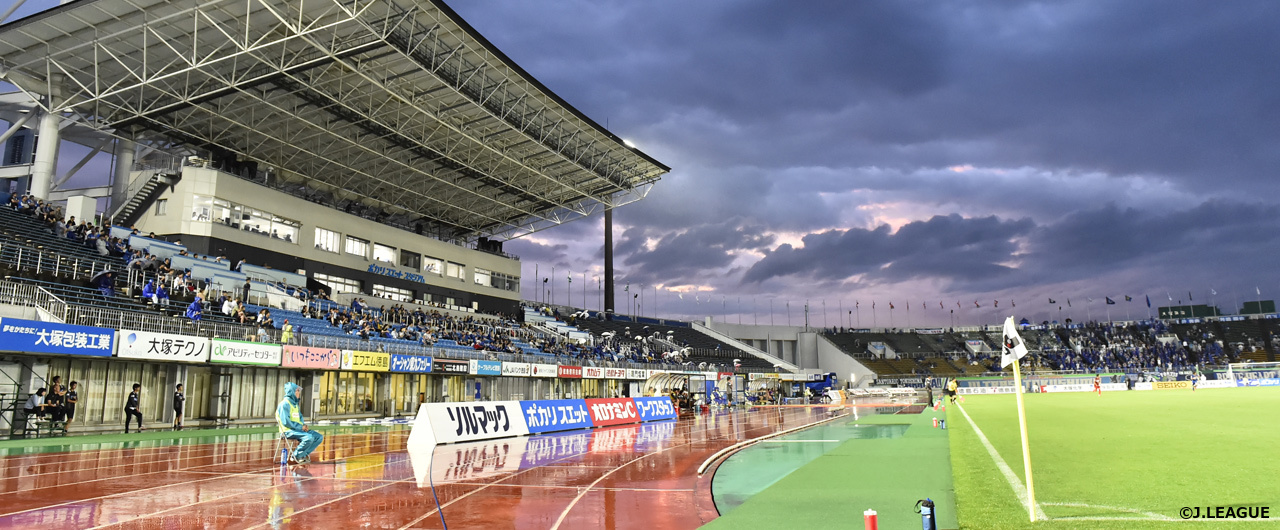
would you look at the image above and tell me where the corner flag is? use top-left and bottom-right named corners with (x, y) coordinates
top-left (1000, 316), bottom-right (1029, 368)
top-left (1001, 315), bottom-right (1039, 522)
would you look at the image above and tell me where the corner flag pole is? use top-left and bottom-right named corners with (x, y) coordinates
top-left (1011, 356), bottom-right (1037, 522)
top-left (1002, 315), bottom-right (1037, 522)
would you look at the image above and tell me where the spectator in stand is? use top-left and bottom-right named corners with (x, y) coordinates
top-left (24, 388), bottom-right (49, 420)
top-left (124, 383), bottom-right (143, 433)
top-left (155, 283), bottom-right (170, 309)
top-left (281, 319), bottom-right (294, 344)
top-left (95, 271), bottom-right (116, 298)
top-left (258, 309), bottom-right (275, 328)
top-left (45, 375), bottom-right (65, 423)
top-left (185, 296), bottom-right (203, 322)
top-left (222, 296), bottom-right (237, 316)
top-left (141, 279), bottom-right (157, 306)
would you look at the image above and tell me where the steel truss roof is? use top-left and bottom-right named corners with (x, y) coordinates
top-left (0, 0), bottom-right (668, 242)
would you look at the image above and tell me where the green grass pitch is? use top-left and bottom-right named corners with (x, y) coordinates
top-left (949, 386), bottom-right (1280, 529)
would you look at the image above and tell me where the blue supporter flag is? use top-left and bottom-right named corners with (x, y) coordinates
top-left (1105, 297), bottom-right (1116, 305)
top-left (1146, 295), bottom-right (1152, 308)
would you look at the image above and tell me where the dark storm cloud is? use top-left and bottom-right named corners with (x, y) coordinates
top-left (459, 0), bottom-right (1280, 190)
top-left (1023, 200), bottom-right (1280, 279)
top-left (440, 2), bottom-right (1280, 320)
top-left (742, 214), bottom-right (1034, 285)
top-left (505, 238), bottom-right (570, 268)
top-left (614, 220), bottom-right (775, 285)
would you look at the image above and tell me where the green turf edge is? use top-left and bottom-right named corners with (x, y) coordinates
top-left (703, 409), bottom-right (957, 530)
top-left (947, 391), bottom-right (1279, 529)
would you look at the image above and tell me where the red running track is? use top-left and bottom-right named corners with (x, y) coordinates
top-left (0, 406), bottom-right (839, 529)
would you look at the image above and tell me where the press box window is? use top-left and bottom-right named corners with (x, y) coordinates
top-left (400, 250), bottom-right (421, 270)
top-left (423, 256), bottom-right (444, 275)
top-left (314, 272), bottom-right (362, 294)
top-left (345, 236), bottom-right (369, 259)
top-left (373, 284), bottom-right (413, 303)
top-left (315, 227), bottom-right (341, 253)
top-left (446, 262), bottom-right (465, 280)
top-left (373, 243), bottom-right (396, 264)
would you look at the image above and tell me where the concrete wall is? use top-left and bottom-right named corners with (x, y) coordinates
top-left (705, 322), bottom-right (805, 368)
top-left (815, 335), bottom-right (877, 388)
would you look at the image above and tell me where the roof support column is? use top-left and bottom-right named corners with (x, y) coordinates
top-left (28, 74), bottom-right (62, 201)
top-left (604, 207), bottom-right (615, 314)
top-left (110, 136), bottom-right (136, 212)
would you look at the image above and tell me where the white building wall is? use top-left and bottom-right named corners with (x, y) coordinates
top-left (133, 167), bottom-right (521, 301)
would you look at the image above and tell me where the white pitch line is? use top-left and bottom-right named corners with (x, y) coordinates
top-left (757, 437), bottom-right (839, 442)
top-left (955, 403), bottom-right (1048, 521)
top-left (1042, 502), bottom-right (1172, 521)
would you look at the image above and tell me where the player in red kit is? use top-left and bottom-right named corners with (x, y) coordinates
top-left (1093, 374), bottom-right (1101, 396)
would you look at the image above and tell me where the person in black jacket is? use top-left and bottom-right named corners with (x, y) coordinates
top-left (124, 383), bottom-right (143, 432)
top-left (173, 383), bottom-right (186, 430)
top-left (65, 381), bottom-right (79, 432)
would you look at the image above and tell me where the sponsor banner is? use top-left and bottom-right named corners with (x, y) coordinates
top-left (632, 396), bottom-right (677, 422)
top-left (116, 329), bottom-right (209, 362)
top-left (210, 339), bottom-right (282, 366)
top-left (342, 350), bottom-right (390, 372)
top-left (1236, 378), bottom-right (1280, 387)
top-left (603, 367), bottom-right (627, 379)
top-left (469, 359), bottom-right (502, 376)
top-left (916, 328), bottom-right (944, 335)
top-left (558, 365), bottom-right (583, 379)
top-left (965, 340), bottom-right (985, 347)
top-left (519, 399), bottom-right (593, 434)
top-left (626, 368), bottom-right (649, 380)
top-left (434, 358), bottom-right (469, 375)
top-left (582, 366), bottom-right (605, 379)
top-left (585, 397), bottom-right (640, 427)
top-left (875, 377), bottom-right (923, 386)
top-left (420, 400), bottom-right (529, 444)
top-left (531, 363), bottom-right (559, 378)
top-left (717, 372), bottom-right (734, 380)
top-left (1197, 379), bottom-right (1235, 389)
top-left (957, 386), bottom-right (1016, 395)
top-left (0, 318), bottom-right (113, 357)
top-left (390, 354), bottom-right (432, 373)
top-left (502, 362), bottom-right (531, 377)
top-left (1042, 383), bottom-right (1126, 393)
top-left (282, 345), bottom-right (341, 369)
top-left (1152, 380), bottom-right (1191, 390)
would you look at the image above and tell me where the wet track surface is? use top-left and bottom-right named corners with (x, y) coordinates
top-left (0, 407), bottom-right (845, 529)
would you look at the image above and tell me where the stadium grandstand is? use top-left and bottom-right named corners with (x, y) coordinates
top-left (0, 0), bottom-right (827, 434)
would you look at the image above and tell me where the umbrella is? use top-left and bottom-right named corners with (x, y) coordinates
top-left (89, 269), bottom-right (114, 284)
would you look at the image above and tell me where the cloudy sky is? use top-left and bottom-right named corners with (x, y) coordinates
top-left (7, 0), bottom-right (1280, 328)
top-left (447, 0), bottom-right (1280, 328)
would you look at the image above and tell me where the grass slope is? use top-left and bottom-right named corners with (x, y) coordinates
top-left (949, 387), bottom-right (1280, 529)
